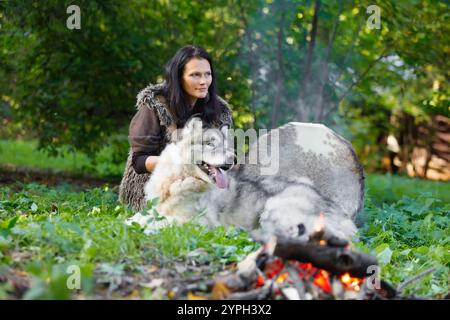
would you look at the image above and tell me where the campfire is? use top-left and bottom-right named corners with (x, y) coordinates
top-left (210, 215), bottom-right (399, 300)
top-left (246, 253), bottom-right (369, 300)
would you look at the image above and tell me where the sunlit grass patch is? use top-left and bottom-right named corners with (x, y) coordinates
top-left (0, 139), bottom-right (124, 177)
top-left (366, 173), bottom-right (450, 205)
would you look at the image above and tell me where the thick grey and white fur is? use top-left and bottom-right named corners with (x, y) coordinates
top-left (127, 118), bottom-right (364, 242)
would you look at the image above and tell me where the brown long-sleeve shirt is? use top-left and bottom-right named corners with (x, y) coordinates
top-left (129, 105), bottom-right (163, 173)
top-left (129, 101), bottom-right (206, 174)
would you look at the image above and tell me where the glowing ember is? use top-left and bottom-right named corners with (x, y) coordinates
top-left (276, 273), bottom-right (289, 284)
top-left (340, 272), bottom-right (364, 292)
top-left (259, 259), bottom-right (365, 296)
top-left (313, 269), bottom-right (332, 293)
top-left (253, 234), bottom-right (367, 298)
top-left (265, 258), bottom-right (284, 279)
top-left (296, 262), bottom-right (316, 278)
top-left (256, 275), bottom-right (265, 287)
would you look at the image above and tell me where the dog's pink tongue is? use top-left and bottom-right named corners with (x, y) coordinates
top-left (211, 166), bottom-right (229, 189)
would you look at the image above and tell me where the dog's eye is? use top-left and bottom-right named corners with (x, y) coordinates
top-left (206, 139), bottom-right (215, 147)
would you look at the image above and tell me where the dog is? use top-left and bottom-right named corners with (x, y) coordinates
top-left (127, 118), bottom-right (364, 241)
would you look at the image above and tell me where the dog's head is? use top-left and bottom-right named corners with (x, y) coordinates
top-left (176, 117), bottom-right (236, 189)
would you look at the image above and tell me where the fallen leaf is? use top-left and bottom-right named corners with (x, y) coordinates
top-left (211, 281), bottom-right (231, 300)
top-left (140, 278), bottom-right (165, 289)
top-left (187, 291), bottom-right (207, 300)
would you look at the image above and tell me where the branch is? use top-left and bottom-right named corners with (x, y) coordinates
top-left (332, 9), bottom-right (366, 88)
top-left (323, 49), bottom-right (389, 120)
top-left (397, 267), bottom-right (436, 293)
top-left (337, 51), bottom-right (387, 104)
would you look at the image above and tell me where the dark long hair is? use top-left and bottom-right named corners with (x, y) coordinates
top-left (156, 45), bottom-right (221, 127)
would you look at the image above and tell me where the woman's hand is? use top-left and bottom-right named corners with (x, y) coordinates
top-left (145, 156), bottom-right (160, 173)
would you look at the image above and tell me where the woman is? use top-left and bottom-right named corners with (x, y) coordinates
top-left (119, 45), bottom-right (233, 212)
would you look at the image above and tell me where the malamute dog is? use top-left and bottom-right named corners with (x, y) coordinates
top-left (128, 118), bottom-right (364, 241)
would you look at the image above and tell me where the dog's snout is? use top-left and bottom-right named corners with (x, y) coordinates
top-left (221, 152), bottom-right (237, 170)
top-left (228, 152), bottom-right (237, 165)
top-left (219, 163), bottom-right (233, 171)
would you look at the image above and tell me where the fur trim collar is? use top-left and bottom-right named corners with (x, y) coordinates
top-left (136, 82), bottom-right (233, 128)
top-left (136, 83), bottom-right (174, 127)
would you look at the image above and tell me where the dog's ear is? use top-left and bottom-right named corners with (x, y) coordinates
top-left (183, 117), bottom-right (203, 136)
top-left (220, 124), bottom-right (229, 136)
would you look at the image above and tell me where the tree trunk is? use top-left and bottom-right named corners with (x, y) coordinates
top-left (270, 1), bottom-right (285, 129)
top-left (315, 0), bottom-right (343, 122)
top-left (237, 0), bottom-right (257, 128)
top-left (296, 0), bottom-right (321, 122)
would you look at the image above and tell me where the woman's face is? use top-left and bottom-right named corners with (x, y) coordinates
top-left (181, 58), bottom-right (212, 106)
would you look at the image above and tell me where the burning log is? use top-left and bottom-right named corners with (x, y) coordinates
top-left (270, 236), bottom-right (378, 278)
top-left (210, 233), bottom-right (380, 300)
top-left (209, 231), bottom-right (434, 300)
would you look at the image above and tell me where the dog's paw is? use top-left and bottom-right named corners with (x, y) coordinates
top-left (142, 220), bottom-right (171, 235)
top-left (125, 212), bottom-right (175, 235)
top-left (125, 212), bottom-right (151, 227)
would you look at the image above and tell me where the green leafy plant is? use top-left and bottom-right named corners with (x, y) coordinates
top-left (0, 183), bottom-right (259, 299)
top-left (356, 192), bottom-right (449, 297)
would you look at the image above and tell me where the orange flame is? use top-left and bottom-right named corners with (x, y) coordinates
top-left (256, 275), bottom-right (265, 287)
top-left (340, 272), bottom-right (364, 291)
top-left (314, 212), bottom-right (325, 233)
top-left (313, 270), bottom-right (332, 293)
top-left (261, 256), bottom-right (365, 295)
top-left (276, 273), bottom-right (289, 284)
top-left (295, 262), bottom-right (332, 293)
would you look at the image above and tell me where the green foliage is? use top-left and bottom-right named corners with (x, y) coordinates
top-left (151, 223), bottom-right (258, 264)
top-left (1, 0), bottom-right (448, 170)
top-left (338, 1), bottom-right (449, 171)
top-left (23, 261), bottom-right (94, 300)
top-left (1, 175), bottom-right (449, 299)
top-left (0, 139), bottom-right (124, 177)
top-left (356, 193), bottom-right (449, 298)
top-left (366, 173), bottom-right (450, 205)
top-left (0, 0), bottom-right (248, 158)
top-left (0, 183), bottom-right (259, 299)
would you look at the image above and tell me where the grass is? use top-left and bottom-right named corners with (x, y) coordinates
top-left (0, 139), bottom-right (124, 178)
top-left (0, 138), bottom-right (448, 299)
top-left (0, 180), bottom-right (447, 299)
top-left (1, 138), bottom-right (447, 202)
top-left (356, 193), bottom-right (449, 297)
top-left (366, 173), bottom-right (450, 205)
top-left (0, 183), bottom-right (258, 299)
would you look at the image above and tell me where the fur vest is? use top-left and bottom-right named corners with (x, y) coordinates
top-left (119, 83), bottom-right (233, 212)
